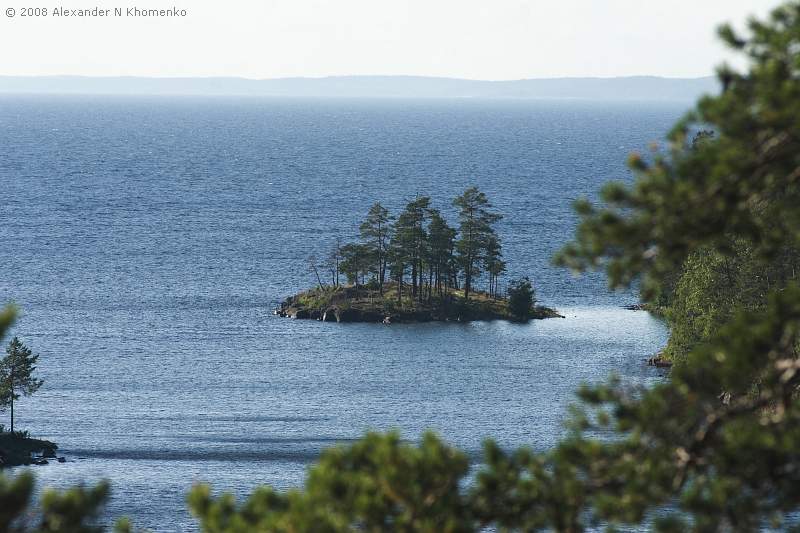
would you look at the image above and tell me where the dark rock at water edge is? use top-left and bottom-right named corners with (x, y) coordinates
top-left (0, 433), bottom-right (59, 468)
top-left (647, 355), bottom-right (673, 368)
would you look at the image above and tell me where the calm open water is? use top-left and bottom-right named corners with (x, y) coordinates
top-left (0, 96), bottom-right (677, 531)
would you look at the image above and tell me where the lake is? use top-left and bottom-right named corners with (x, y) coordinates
top-left (0, 96), bottom-right (676, 531)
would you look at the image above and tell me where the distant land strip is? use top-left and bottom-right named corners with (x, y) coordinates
top-left (0, 75), bottom-right (718, 100)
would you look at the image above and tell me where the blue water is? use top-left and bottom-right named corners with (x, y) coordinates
top-left (0, 96), bottom-right (677, 531)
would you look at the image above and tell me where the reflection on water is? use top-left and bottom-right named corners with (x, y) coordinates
top-left (18, 308), bottom-right (667, 530)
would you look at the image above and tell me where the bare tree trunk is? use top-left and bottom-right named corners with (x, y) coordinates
top-left (312, 265), bottom-right (323, 288)
top-left (9, 368), bottom-right (13, 435)
top-left (397, 270), bottom-right (403, 304)
top-left (428, 267), bottom-right (433, 303)
top-left (411, 261), bottom-right (417, 300)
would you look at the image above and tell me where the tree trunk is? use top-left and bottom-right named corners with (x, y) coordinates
top-left (312, 264), bottom-right (323, 289)
top-left (428, 267), bottom-right (433, 303)
top-left (397, 270), bottom-right (403, 304)
top-left (379, 249), bottom-right (386, 295)
top-left (9, 367), bottom-right (13, 435)
top-left (411, 261), bottom-right (417, 299)
top-left (464, 264), bottom-right (471, 301)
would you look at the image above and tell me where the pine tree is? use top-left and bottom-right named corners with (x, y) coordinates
top-left (359, 203), bottom-right (393, 293)
top-left (507, 277), bottom-right (535, 321)
top-left (453, 187), bottom-right (502, 301)
top-left (484, 235), bottom-right (505, 298)
top-left (0, 337), bottom-right (43, 435)
top-left (426, 209), bottom-right (457, 299)
top-left (339, 243), bottom-right (372, 288)
top-left (402, 197), bottom-right (431, 302)
top-left (388, 209), bottom-right (415, 304)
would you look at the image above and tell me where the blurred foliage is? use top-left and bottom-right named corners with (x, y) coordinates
top-left (556, 3), bottom-right (800, 299)
top-left (0, 412), bottom-right (114, 532)
top-left (660, 242), bottom-right (799, 362)
top-left (188, 432), bottom-right (472, 532)
top-left (555, 1), bottom-right (800, 367)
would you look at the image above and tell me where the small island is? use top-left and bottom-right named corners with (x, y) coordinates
top-left (277, 284), bottom-right (562, 323)
top-left (277, 187), bottom-right (561, 324)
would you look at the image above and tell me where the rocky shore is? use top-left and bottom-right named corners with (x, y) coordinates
top-left (275, 285), bottom-right (563, 324)
top-left (0, 433), bottom-right (63, 467)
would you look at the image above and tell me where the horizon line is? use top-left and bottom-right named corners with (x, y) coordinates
top-left (0, 73), bottom-right (717, 83)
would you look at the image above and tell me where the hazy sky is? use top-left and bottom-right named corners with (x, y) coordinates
top-left (0, 0), bottom-right (782, 79)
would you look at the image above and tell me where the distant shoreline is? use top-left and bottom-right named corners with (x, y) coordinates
top-left (0, 74), bottom-right (718, 101)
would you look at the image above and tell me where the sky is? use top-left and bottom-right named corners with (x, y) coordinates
top-left (0, 0), bottom-right (783, 80)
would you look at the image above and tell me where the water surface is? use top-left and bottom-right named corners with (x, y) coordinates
top-left (0, 96), bottom-right (675, 531)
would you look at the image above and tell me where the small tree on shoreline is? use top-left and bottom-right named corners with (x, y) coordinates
top-left (507, 277), bottom-right (536, 321)
top-left (0, 337), bottom-right (43, 436)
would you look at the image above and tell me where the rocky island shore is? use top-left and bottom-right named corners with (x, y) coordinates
top-left (276, 285), bottom-right (563, 323)
top-left (0, 433), bottom-right (61, 467)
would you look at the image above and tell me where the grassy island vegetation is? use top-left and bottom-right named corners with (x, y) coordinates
top-left (277, 282), bottom-right (562, 323)
top-left (282, 187), bottom-right (560, 323)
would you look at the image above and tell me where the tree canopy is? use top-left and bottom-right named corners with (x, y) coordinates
top-left (324, 188), bottom-right (503, 306)
top-left (453, 187), bottom-right (503, 301)
top-left (1, 337), bottom-right (44, 434)
top-left (507, 277), bottom-right (536, 322)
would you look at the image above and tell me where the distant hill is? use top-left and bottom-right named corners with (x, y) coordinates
top-left (0, 75), bottom-right (718, 100)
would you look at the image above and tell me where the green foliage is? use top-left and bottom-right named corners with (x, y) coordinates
top-left (539, 2), bottom-right (800, 528)
top-left (0, 470), bottom-right (33, 532)
top-left (188, 431), bottom-right (472, 533)
top-left (1, 337), bottom-right (44, 433)
top-left (359, 203), bottom-right (393, 290)
top-left (2, 337), bottom-right (44, 398)
top-left (554, 286), bottom-right (800, 531)
top-left (426, 210), bottom-right (458, 298)
top-left (0, 471), bottom-right (118, 533)
top-left (0, 305), bottom-right (15, 340)
top-left (555, 4), bottom-right (800, 299)
top-left (555, 0), bottom-right (800, 366)
top-left (330, 188), bottom-right (503, 306)
top-left (507, 277), bottom-right (536, 322)
top-left (338, 243), bottom-right (372, 286)
top-left (38, 480), bottom-right (111, 533)
top-left (453, 187), bottom-right (502, 301)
